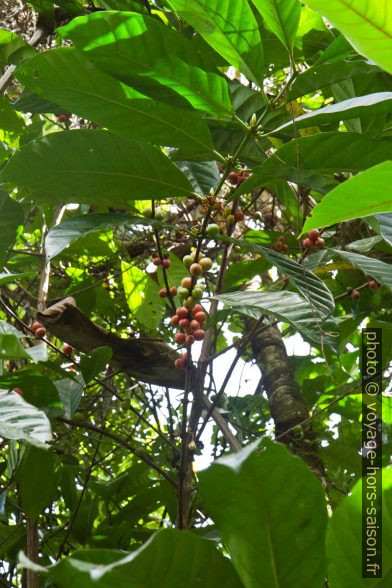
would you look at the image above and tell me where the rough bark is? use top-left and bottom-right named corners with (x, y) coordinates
top-left (37, 297), bottom-right (186, 389)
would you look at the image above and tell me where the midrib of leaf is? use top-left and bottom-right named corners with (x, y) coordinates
top-left (272, 0), bottom-right (290, 49)
top-left (331, 0), bottom-right (391, 39)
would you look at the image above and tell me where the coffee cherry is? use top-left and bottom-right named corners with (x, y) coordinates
top-left (234, 211), bottom-right (244, 222)
top-left (174, 332), bottom-right (186, 344)
top-left (206, 224), bottom-right (220, 237)
top-left (35, 327), bottom-right (46, 338)
top-left (199, 257), bottom-right (212, 272)
top-left (190, 319), bottom-right (201, 331)
top-left (227, 214), bottom-right (235, 224)
top-left (193, 329), bottom-right (205, 341)
top-left (57, 114), bottom-right (70, 123)
top-left (63, 344), bottom-right (73, 355)
top-left (178, 287), bottom-right (190, 298)
top-left (192, 288), bottom-right (203, 301)
top-left (142, 207), bottom-right (153, 218)
top-left (181, 277), bottom-right (192, 289)
top-left (32, 321), bottom-right (43, 332)
top-left (14, 387), bottom-right (24, 396)
top-left (302, 238), bottom-right (314, 250)
top-left (185, 334), bottom-right (195, 346)
top-left (162, 258), bottom-right (171, 269)
top-left (308, 229), bottom-right (320, 240)
top-left (314, 237), bottom-right (325, 248)
top-left (191, 250), bottom-right (202, 261)
top-left (171, 315), bottom-right (180, 325)
top-left (228, 171), bottom-right (239, 184)
top-left (194, 311), bottom-right (206, 324)
top-left (183, 255), bottom-right (194, 268)
top-left (174, 353), bottom-right (188, 369)
top-left (184, 296), bottom-right (195, 309)
top-left (281, 244), bottom-right (289, 252)
top-left (368, 279), bottom-right (378, 289)
top-left (192, 304), bottom-right (203, 314)
top-left (170, 286), bottom-right (177, 296)
top-left (159, 288), bottom-right (168, 298)
top-left (190, 263), bottom-right (203, 276)
top-left (176, 307), bottom-right (189, 318)
top-left (179, 318), bottom-right (190, 329)
top-left (153, 257), bottom-right (162, 266)
top-left (351, 290), bottom-right (361, 300)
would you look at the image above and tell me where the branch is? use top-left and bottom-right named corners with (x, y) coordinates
top-left (37, 297), bottom-right (188, 390)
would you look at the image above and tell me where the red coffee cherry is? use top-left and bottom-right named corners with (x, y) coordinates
top-left (153, 257), bottom-right (162, 266)
top-left (162, 259), bottom-right (171, 269)
top-left (171, 314), bottom-right (180, 325)
top-left (185, 334), bottom-right (195, 346)
top-left (368, 279), bottom-right (378, 289)
top-left (174, 332), bottom-right (186, 344)
top-left (174, 353), bottom-right (188, 369)
top-left (302, 238), bottom-right (314, 250)
top-left (35, 327), bottom-right (46, 338)
top-left (190, 263), bottom-right (203, 276)
top-left (159, 288), bottom-right (168, 298)
top-left (32, 321), bottom-right (43, 332)
top-left (193, 329), bottom-right (205, 341)
top-left (228, 171), bottom-right (239, 185)
top-left (308, 229), bottom-right (320, 241)
top-left (176, 307), bottom-right (189, 318)
top-left (190, 319), bottom-right (201, 331)
top-left (351, 290), bottom-right (361, 300)
top-left (314, 237), bottom-right (325, 248)
top-left (170, 286), bottom-right (177, 296)
top-left (179, 318), bottom-right (190, 329)
top-left (63, 344), bottom-right (73, 355)
top-left (14, 387), bottom-right (24, 396)
top-left (181, 277), bottom-right (192, 289)
top-left (234, 211), bottom-right (244, 222)
top-left (192, 304), bottom-right (203, 315)
top-left (194, 311), bottom-right (206, 324)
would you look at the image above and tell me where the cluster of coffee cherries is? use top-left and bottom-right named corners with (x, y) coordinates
top-left (273, 236), bottom-right (289, 253)
top-left (349, 276), bottom-right (378, 300)
top-left (302, 229), bottom-right (325, 250)
top-left (227, 170), bottom-right (250, 185)
top-left (31, 321), bottom-right (47, 339)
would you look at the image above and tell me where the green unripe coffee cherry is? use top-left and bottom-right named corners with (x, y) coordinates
top-left (199, 257), bottom-right (213, 272)
top-left (184, 296), bottom-right (195, 309)
top-left (206, 223), bottom-right (220, 237)
top-left (191, 250), bottom-right (202, 261)
top-left (142, 206), bottom-right (153, 218)
top-left (192, 287), bottom-right (203, 300)
top-left (178, 287), bottom-right (190, 298)
top-left (183, 255), bottom-right (193, 268)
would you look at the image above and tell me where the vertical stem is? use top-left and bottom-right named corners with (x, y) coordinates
top-left (26, 519), bottom-right (39, 588)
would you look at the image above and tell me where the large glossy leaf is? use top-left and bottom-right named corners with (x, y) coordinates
top-left (174, 160), bottom-right (220, 194)
top-left (168, 0), bottom-right (264, 85)
top-left (59, 11), bottom-right (233, 118)
top-left (15, 446), bottom-right (62, 521)
top-left (45, 213), bottom-right (152, 260)
top-left (2, 130), bottom-right (194, 206)
top-left (15, 48), bottom-right (215, 157)
top-left (36, 528), bottom-right (243, 587)
top-left (271, 92), bottom-right (392, 134)
top-left (302, 161), bottom-right (392, 234)
top-left (377, 212), bottom-right (392, 247)
top-left (331, 249), bottom-right (392, 291)
top-left (122, 263), bottom-right (165, 330)
top-left (0, 29), bottom-right (36, 66)
top-left (55, 376), bottom-right (84, 420)
top-left (215, 289), bottom-right (334, 344)
top-left (251, 0), bottom-right (301, 52)
top-left (306, 0), bottom-right (392, 75)
top-left (326, 467), bottom-right (392, 587)
top-left (236, 132), bottom-right (392, 195)
top-left (0, 190), bottom-right (23, 268)
top-left (0, 389), bottom-right (52, 448)
top-left (199, 441), bottom-right (328, 588)
top-left (288, 60), bottom-right (383, 100)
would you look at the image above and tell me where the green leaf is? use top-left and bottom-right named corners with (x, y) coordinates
top-left (288, 60), bottom-right (383, 100)
top-left (326, 467), bottom-right (392, 587)
top-left (174, 160), bottom-right (220, 195)
top-left (15, 446), bottom-right (62, 521)
top-left (0, 190), bottom-right (23, 268)
top-left (306, 0), bottom-right (392, 74)
top-left (376, 212), bottom-right (392, 247)
top-left (0, 272), bottom-right (34, 285)
top-left (0, 370), bottom-right (60, 408)
top-left (236, 133), bottom-right (392, 195)
top-left (271, 92), bottom-right (392, 134)
top-left (45, 213), bottom-right (150, 260)
top-left (55, 376), bottom-right (84, 419)
top-left (0, 389), bottom-right (52, 447)
top-left (331, 249), bottom-right (392, 291)
top-left (215, 289), bottom-right (333, 344)
top-left (2, 130), bottom-right (194, 207)
top-left (251, 0), bottom-right (301, 52)
top-left (122, 263), bottom-right (165, 330)
top-left (167, 0), bottom-right (264, 85)
top-left (302, 162), bottom-right (392, 234)
top-left (222, 259), bottom-right (271, 292)
top-left (0, 29), bottom-right (36, 66)
top-left (80, 347), bottom-right (113, 385)
top-left (199, 441), bottom-right (327, 588)
top-left (39, 529), bottom-right (243, 587)
top-left (59, 11), bottom-right (233, 118)
top-left (15, 47), bottom-right (215, 157)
